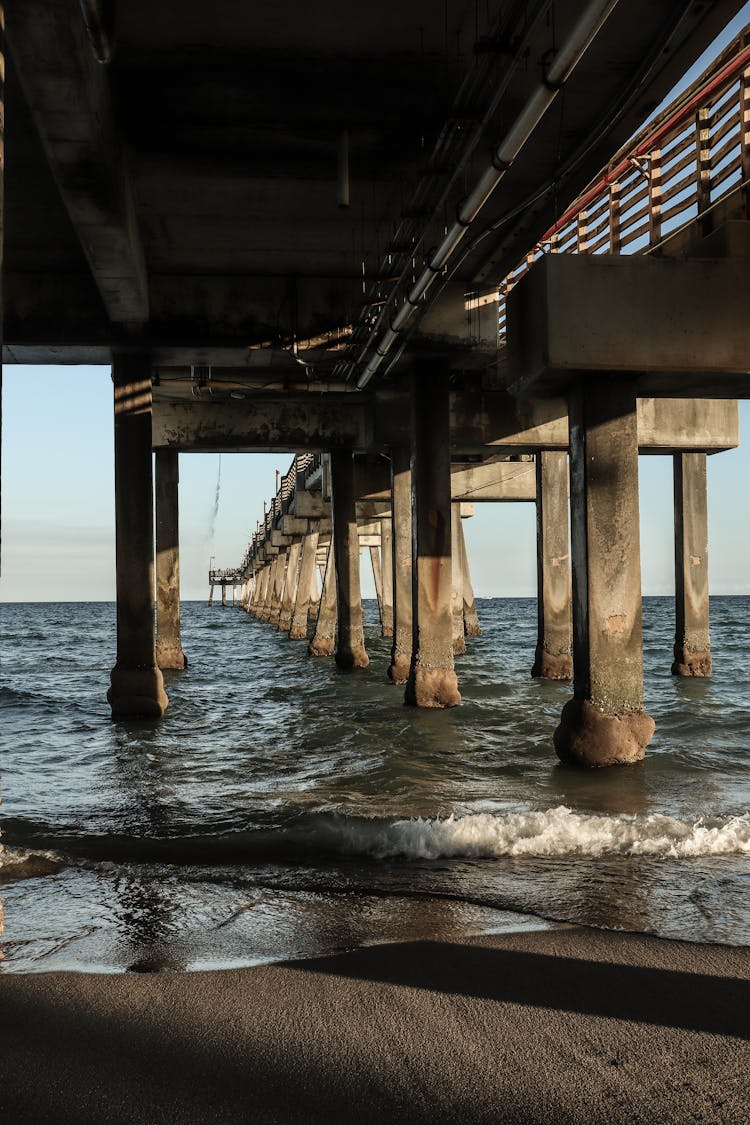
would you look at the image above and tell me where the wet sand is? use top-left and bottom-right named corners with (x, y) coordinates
top-left (1, 925), bottom-right (749, 1124)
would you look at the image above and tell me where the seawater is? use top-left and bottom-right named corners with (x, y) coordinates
top-left (1, 597), bottom-right (750, 973)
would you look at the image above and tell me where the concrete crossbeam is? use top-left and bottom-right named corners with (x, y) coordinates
top-left (507, 254), bottom-right (750, 396)
top-left (152, 397), bottom-right (367, 453)
top-left (153, 394), bottom-right (738, 456)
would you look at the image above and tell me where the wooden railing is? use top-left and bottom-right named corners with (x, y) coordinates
top-left (491, 27), bottom-right (750, 339)
top-left (209, 568), bottom-right (243, 583)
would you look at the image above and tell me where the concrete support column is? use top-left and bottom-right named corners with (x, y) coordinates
top-left (155, 448), bottom-right (187, 670)
top-left (672, 452), bottom-right (711, 676)
top-left (532, 451), bottom-right (573, 680)
top-left (248, 574), bottom-right (259, 614)
top-left (388, 446), bottom-right (412, 684)
top-left (554, 378), bottom-right (654, 767)
top-left (290, 525), bottom-right (320, 639)
top-left (369, 545), bottom-right (384, 626)
top-left (380, 517), bottom-right (394, 638)
top-left (459, 521), bottom-right (481, 636)
top-left (451, 503), bottom-right (466, 657)
top-left (309, 540), bottom-right (337, 656)
top-left (331, 450), bottom-right (368, 669)
top-left (269, 553), bottom-right (285, 626)
top-left (278, 541), bottom-right (302, 633)
top-left (310, 561), bottom-right (325, 618)
top-left (406, 370), bottom-right (460, 708)
top-left (256, 565), bottom-right (272, 619)
top-left (108, 355), bottom-right (168, 719)
top-left (221, 584), bottom-right (227, 608)
top-left (259, 560), bottom-right (275, 622)
top-left (208, 584), bottom-right (214, 607)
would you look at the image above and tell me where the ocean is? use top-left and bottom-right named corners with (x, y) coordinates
top-left (1, 596), bottom-right (750, 974)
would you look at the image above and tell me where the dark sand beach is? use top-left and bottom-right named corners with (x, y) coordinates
top-left (1, 925), bottom-right (749, 1124)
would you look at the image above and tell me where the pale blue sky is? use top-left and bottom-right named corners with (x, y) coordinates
top-left (2, 6), bottom-right (750, 602)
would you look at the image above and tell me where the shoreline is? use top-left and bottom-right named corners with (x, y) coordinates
top-left (1, 925), bottom-right (749, 1123)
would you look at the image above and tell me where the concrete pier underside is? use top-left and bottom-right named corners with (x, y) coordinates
top-left (4, 1), bottom-right (748, 762)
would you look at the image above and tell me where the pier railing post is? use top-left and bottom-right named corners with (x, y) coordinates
top-left (108, 353), bottom-right (168, 719)
top-left (155, 448), bottom-right (187, 669)
top-left (554, 378), bottom-right (653, 766)
top-left (532, 451), bottom-right (572, 680)
top-left (672, 452), bottom-right (711, 676)
top-left (388, 445), bottom-right (412, 684)
top-left (331, 449), bottom-right (368, 669)
top-left (406, 368), bottom-right (460, 708)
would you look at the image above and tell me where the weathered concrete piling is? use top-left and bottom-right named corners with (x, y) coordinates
top-left (290, 526), bottom-right (320, 639)
top-left (554, 380), bottom-right (654, 768)
top-left (672, 452), bottom-right (712, 677)
top-left (532, 451), bottom-right (572, 681)
top-left (155, 449), bottom-right (187, 669)
top-left (109, 355), bottom-right (168, 720)
top-left (331, 450), bottom-right (369, 670)
top-left (450, 503), bottom-right (467, 658)
top-left (405, 371), bottom-right (461, 709)
top-left (309, 542), bottom-right (337, 657)
top-left (380, 518), bottom-right (394, 638)
top-left (388, 445), bottom-right (413, 686)
top-left (278, 542), bottom-right (301, 633)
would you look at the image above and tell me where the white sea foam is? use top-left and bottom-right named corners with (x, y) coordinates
top-left (316, 806), bottom-right (750, 861)
top-left (0, 844), bottom-right (64, 877)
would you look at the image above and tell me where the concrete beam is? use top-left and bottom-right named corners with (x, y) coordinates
top-left (450, 459), bottom-right (536, 501)
top-left (152, 396), bottom-right (368, 453)
top-left (507, 254), bottom-right (750, 397)
top-left (290, 491), bottom-right (329, 518)
top-left (8, 2), bottom-right (149, 326)
top-left (280, 515), bottom-right (332, 537)
top-left (152, 391), bottom-right (738, 456)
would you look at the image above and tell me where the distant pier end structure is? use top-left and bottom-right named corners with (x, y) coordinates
top-left (208, 569), bottom-right (243, 609)
top-left (3, 2), bottom-right (749, 763)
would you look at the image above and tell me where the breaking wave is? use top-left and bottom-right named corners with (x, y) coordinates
top-left (331, 807), bottom-right (750, 860)
top-left (3, 806), bottom-right (750, 866)
top-left (0, 844), bottom-right (65, 881)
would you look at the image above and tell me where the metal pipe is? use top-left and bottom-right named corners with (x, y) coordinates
top-left (79, 0), bottom-right (114, 64)
top-left (357, 0), bottom-right (621, 389)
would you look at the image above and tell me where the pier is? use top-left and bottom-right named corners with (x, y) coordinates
top-left (3, 2), bottom-right (750, 767)
top-left (208, 569), bottom-right (243, 609)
